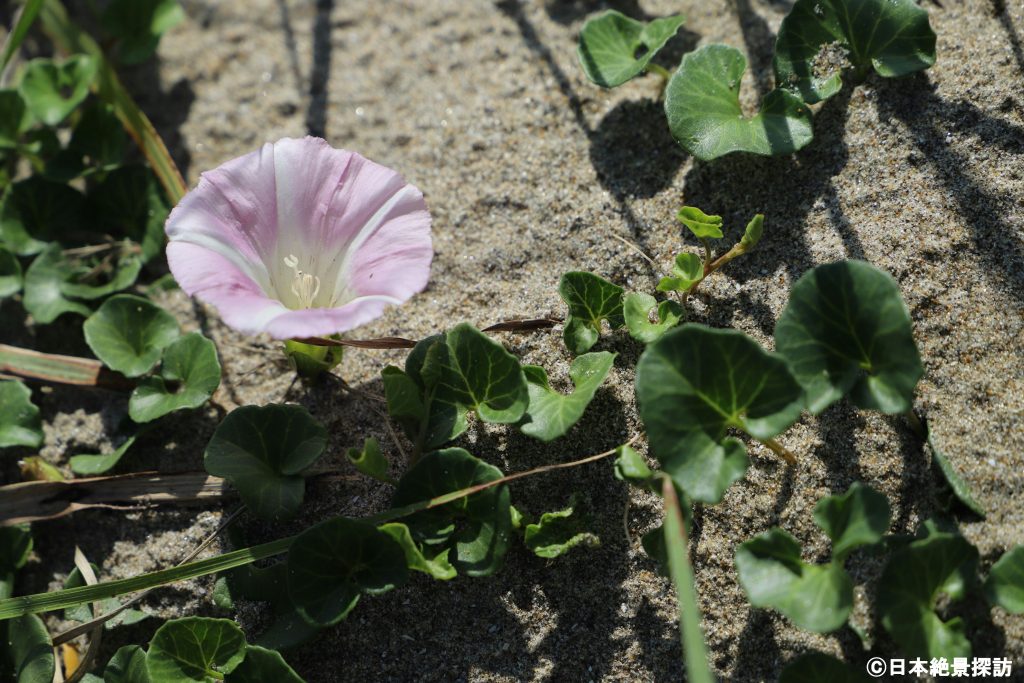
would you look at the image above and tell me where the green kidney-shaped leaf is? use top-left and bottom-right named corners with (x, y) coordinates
top-left (0, 380), bottom-right (42, 449)
top-left (559, 271), bottom-right (625, 354)
top-left (775, 260), bottom-right (922, 415)
top-left (17, 56), bottom-right (97, 126)
top-left (520, 351), bottom-right (615, 441)
top-left (624, 292), bottom-right (684, 343)
top-left (204, 404), bottom-right (327, 521)
top-left (635, 324), bottom-right (804, 503)
top-left (392, 447), bottom-right (512, 576)
top-left (665, 44), bottom-right (813, 161)
top-left (984, 545), bottom-right (1024, 614)
top-left (1, 178), bottom-right (86, 256)
top-left (145, 617), bottom-right (246, 682)
top-left (287, 516), bottom-right (408, 626)
top-left (524, 499), bottom-right (600, 558)
top-left (129, 332), bottom-right (221, 423)
top-left (104, 645), bottom-right (151, 683)
top-left (379, 522), bottom-right (456, 580)
top-left (382, 336), bottom-right (466, 451)
top-left (0, 247), bottom-right (21, 299)
top-left (780, 653), bottom-right (869, 683)
top-left (1, 614), bottom-right (54, 683)
top-left (102, 0), bottom-right (185, 65)
top-left (735, 528), bottom-right (853, 632)
top-left (577, 10), bottom-right (686, 88)
top-left (657, 253), bottom-right (703, 293)
top-left (813, 482), bottom-right (890, 562)
top-left (773, 0), bottom-right (937, 104)
top-left (225, 645), bottom-right (302, 683)
top-left (21, 244), bottom-right (91, 323)
top-left (877, 531), bottom-right (978, 659)
top-left (83, 294), bottom-right (180, 377)
top-left (346, 436), bottom-right (394, 483)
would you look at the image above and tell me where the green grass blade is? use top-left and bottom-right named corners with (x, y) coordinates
top-left (662, 478), bottom-right (715, 683)
top-left (1, 0), bottom-right (44, 72)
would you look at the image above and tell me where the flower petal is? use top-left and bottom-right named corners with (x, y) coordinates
top-left (263, 296), bottom-right (401, 340)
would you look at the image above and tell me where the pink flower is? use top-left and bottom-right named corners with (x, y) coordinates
top-left (165, 137), bottom-right (432, 339)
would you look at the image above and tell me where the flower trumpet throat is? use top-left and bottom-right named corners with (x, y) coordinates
top-left (284, 254), bottom-right (322, 309)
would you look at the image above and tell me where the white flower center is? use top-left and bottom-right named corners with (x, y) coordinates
top-left (284, 254), bottom-right (321, 309)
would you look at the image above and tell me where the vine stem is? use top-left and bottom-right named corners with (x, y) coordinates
top-left (758, 437), bottom-right (797, 465)
top-left (646, 62), bottom-right (671, 80)
top-left (0, 435), bottom-right (642, 621)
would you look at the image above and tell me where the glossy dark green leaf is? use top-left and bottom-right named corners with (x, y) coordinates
top-left (346, 436), bottom-right (394, 483)
top-left (928, 430), bottom-right (985, 517)
top-left (392, 447), bottom-right (512, 576)
top-left (635, 324), bottom-right (803, 503)
top-left (287, 516), bottom-right (408, 626)
top-left (524, 498), bottom-right (599, 558)
top-left (0, 90), bottom-right (31, 148)
top-left (624, 292), bottom-right (684, 343)
top-left (0, 525), bottom-right (32, 600)
top-left (0, 178), bottom-right (86, 256)
top-left (735, 528), bottom-right (853, 632)
top-left (780, 653), bottom-right (869, 683)
top-left (984, 545), bottom-right (1024, 614)
top-left (129, 332), bottom-right (221, 423)
top-left (0, 380), bottom-right (42, 449)
top-left (775, 260), bottom-right (923, 415)
top-left (878, 530), bottom-right (978, 659)
top-left (145, 617), bottom-right (247, 682)
top-left (665, 44), bottom-right (813, 161)
top-left (101, 0), bottom-right (185, 65)
top-left (0, 614), bottom-right (54, 683)
top-left (577, 10), bottom-right (685, 88)
top-left (559, 271), bottom-right (625, 354)
top-left (103, 645), bottom-right (151, 683)
top-left (520, 351), bottom-right (615, 441)
top-left (774, 0), bottom-right (937, 104)
top-left (83, 294), bottom-right (180, 377)
top-left (22, 244), bottom-right (91, 322)
top-left (379, 522), bottom-right (456, 580)
top-left (656, 253), bottom-right (703, 293)
top-left (67, 103), bottom-right (127, 173)
top-left (204, 404), bottom-right (327, 522)
top-left (813, 482), bottom-right (890, 562)
top-left (0, 247), bottom-right (23, 298)
top-left (70, 432), bottom-right (139, 475)
top-left (225, 645), bottom-right (302, 683)
top-left (677, 206), bottom-right (723, 239)
top-left (87, 165), bottom-right (170, 262)
top-left (17, 56), bottom-right (97, 126)
top-left (382, 336), bottom-right (465, 451)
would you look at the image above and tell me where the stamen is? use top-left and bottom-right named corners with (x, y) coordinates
top-left (284, 254), bottom-right (321, 309)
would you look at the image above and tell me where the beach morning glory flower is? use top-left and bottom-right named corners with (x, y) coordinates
top-left (165, 136), bottom-right (432, 340)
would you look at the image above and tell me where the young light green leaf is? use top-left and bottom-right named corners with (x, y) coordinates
top-left (392, 448), bottom-right (512, 576)
top-left (101, 0), bottom-right (185, 65)
top-left (87, 166), bottom-right (170, 262)
top-left (0, 525), bottom-right (32, 600)
top-left (576, 10), bottom-right (686, 88)
top-left (740, 213), bottom-right (763, 249)
top-left (22, 244), bottom-right (92, 323)
top-left (0, 380), bottom-right (42, 449)
top-left (379, 522), bottom-right (456, 580)
top-left (70, 433), bottom-right (139, 475)
top-left (204, 404), bottom-right (327, 522)
top-left (425, 323), bottom-right (529, 424)
top-left (523, 498), bottom-right (600, 558)
top-left (984, 546), bottom-right (1024, 614)
top-left (0, 614), bottom-right (54, 683)
top-left (1, 178), bottom-right (86, 256)
top-left (145, 617), bottom-right (246, 682)
top-left (878, 531), bottom-right (978, 659)
top-left (225, 645), bottom-right (302, 683)
top-left (624, 292), bottom-right (684, 343)
top-left (665, 44), bottom-right (813, 161)
top-left (559, 271), bottom-right (625, 354)
top-left (346, 436), bottom-right (394, 483)
top-left (656, 252), bottom-right (703, 293)
top-left (775, 260), bottom-right (923, 415)
top-left (287, 517), bottom-right (408, 626)
top-left (813, 482), bottom-right (891, 562)
top-left (677, 206), bottom-right (723, 239)
top-left (773, 0), bottom-right (937, 104)
top-left (613, 444), bottom-right (654, 486)
top-left (520, 351), bottom-right (615, 442)
top-left (103, 645), bottom-right (151, 683)
top-left (780, 653), bottom-right (870, 683)
top-left (735, 528), bottom-right (853, 632)
top-left (928, 430), bottom-right (985, 517)
top-left (129, 332), bottom-right (221, 423)
top-left (84, 294), bottom-right (180, 377)
top-left (662, 479), bottom-right (714, 683)
top-left (635, 324), bottom-right (804, 503)
top-left (17, 56), bottom-right (97, 126)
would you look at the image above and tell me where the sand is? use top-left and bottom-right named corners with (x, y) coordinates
top-left (4, 0), bottom-right (1023, 680)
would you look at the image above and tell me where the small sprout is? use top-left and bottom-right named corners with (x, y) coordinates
top-left (656, 253), bottom-right (703, 294)
top-left (739, 213), bottom-right (763, 251)
top-left (577, 11), bottom-right (686, 89)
